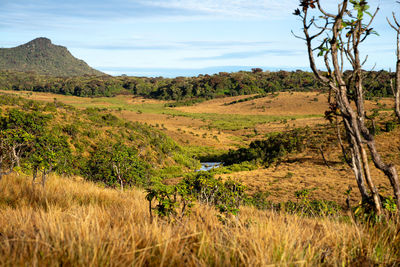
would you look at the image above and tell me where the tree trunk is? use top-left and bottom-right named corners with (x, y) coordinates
top-left (41, 172), bottom-right (47, 188)
top-left (41, 166), bottom-right (52, 188)
top-left (395, 30), bottom-right (400, 121)
top-left (148, 199), bottom-right (153, 224)
top-left (32, 168), bottom-right (38, 187)
top-left (388, 13), bottom-right (400, 121)
top-left (119, 176), bottom-right (124, 192)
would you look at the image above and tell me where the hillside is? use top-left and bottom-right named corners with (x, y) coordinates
top-left (0, 38), bottom-right (104, 76)
top-left (0, 93), bottom-right (198, 187)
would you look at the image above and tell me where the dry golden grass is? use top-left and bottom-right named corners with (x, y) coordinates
top-left (1, 173), bottom-right (399, 266)
top-left (218, 155), bottom-right (390, 207)
top-left (117, 111), bottom-right (236, 148)
top-left (174, 92), bottom-right (325, 116)
top-left (217, 125), bottom-right (400, 207)
top-left (175, 92), bottom-right (393, 116)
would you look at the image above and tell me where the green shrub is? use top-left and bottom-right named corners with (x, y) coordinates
top-left (385, 121), bottom-right (397, 132)
top-left (222, 128), bottom-right (309, 166)
top-left (146, 172), bottom-right (247, 220)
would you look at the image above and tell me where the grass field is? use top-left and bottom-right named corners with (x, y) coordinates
top-left (1, 173), bottom-right (399, 266)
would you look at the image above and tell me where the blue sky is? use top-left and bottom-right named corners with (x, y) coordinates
top-left (0, 0), bottom-right (399, 77)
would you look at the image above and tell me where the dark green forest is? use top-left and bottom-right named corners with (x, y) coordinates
top-left (0, 69), bottom-right (394, 100)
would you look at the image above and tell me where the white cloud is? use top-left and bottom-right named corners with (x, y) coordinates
top-left (138, 0), bottom-right (296, 19)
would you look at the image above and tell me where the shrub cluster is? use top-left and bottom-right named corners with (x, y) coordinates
top-left (222, 128), bottom-right (309, 166)
top-left (146, 172), bottom-right (247, 220)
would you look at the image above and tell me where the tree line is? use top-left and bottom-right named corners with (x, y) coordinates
top-left (0, 69), bottom-right (395, 100)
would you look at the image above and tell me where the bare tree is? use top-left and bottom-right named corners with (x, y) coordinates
top-left (294, 0), bottom-right (400, 214)
top-left (387, 11), bottom-right (400, 122)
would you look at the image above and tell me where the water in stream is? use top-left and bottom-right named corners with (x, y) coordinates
top-left (198, 162), bottom-right (222, 171)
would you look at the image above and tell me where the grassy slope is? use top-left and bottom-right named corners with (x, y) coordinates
top-left (0, 173), bottom-right (399, 266)
top-left (0, 93), bottom-right (199, 178)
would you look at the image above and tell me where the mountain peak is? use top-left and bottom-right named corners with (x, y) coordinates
top-left (22, 37), bottom-right (54, 51)
top-left (30, 37), bottom-right (52, 45)
top-left (0, 38), bottom-right (104, 77)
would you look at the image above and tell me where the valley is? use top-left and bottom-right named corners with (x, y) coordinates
top-left (2, 89), bottom-right (399, 208)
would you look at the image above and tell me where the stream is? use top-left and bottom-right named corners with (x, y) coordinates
top-left (198, 162), bottom-right (222, 171)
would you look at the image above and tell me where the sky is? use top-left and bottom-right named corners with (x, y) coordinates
top-left (1, 0), bottom-right (400, 77)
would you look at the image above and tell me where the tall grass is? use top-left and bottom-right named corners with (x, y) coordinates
top-left (0, 173), bottom-right (399, 266)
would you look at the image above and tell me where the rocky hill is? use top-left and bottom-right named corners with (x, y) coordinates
top-left (0, 37), bottom-right (104, 76)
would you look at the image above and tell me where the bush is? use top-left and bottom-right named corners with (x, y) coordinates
top-left (385, 121), bottom-right (397, 132)
top-left (222, 128), bottom-right (309, 166)
top-left (146, 172), bottom-right (248, 219)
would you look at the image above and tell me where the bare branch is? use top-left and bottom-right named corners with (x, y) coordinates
top-left (316, 0), bottom-right (335, 18)
top-left (360, 7), bottom-right (379, 35)
top-left (291, 30), bottom-right (306, 41)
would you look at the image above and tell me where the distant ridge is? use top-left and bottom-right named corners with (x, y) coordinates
top-left (0, 38), bottom-right (104, 76)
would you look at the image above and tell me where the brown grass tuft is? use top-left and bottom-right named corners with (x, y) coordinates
top-left (0, 173), bottom-right (399, 266)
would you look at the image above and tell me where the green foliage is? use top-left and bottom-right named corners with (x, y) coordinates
top-left (86, 142), bottom-right (149, 188)
top-left (353, 196), bottom-right (399, 222)
top-left (165, 98), bottom-right (205, 107)
top-left (0, 108), bottom-right (52, 135)
top-left (146, 172), bottom-right (247, 219)
top-left (62, 123), bottom-right (80, 137)
top-left (0, 68), bottom-right (396, 100)
top-left (29, 133), bottom-right (71, 175)
top-left (223, 94), bottom-right (267, 105)
top-left (246, 188), bottom-right (340, 217)
top-left (222, 128), bottom-right (309, 166)
top-left (281, 199), bottom-right (341, 217)
top-left (383, 196), bottom-right (397, 213)
top-left (246, 191), bottom-right (271, 210)
top-left (0, 129), bottom-right (34, 177)
top-left (145, 184), bottom-right (195, 218)
top-left (182, 172), bottom-right (247, 215)
top-left (385, 121), bottom-right (397, 132)
top-left (210, 161), bottom-right (257, 175)
top-left (0, 93), bottom-right (198, 186)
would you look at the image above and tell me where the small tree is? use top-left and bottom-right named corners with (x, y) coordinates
top-left (294, 0), bottom-right (400, 214)
top-left (87, 142), bottom-right (147, 189)
top-left (111, 142), bottom-right (146, 191)
top-left (30, 134), bottom-right (70, 187)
